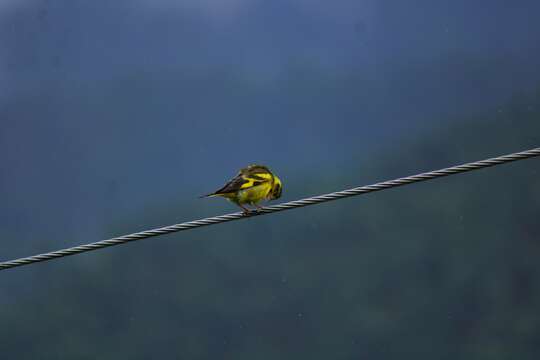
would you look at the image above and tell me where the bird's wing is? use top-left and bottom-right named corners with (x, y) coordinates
top-left (214, 171), bottom-right (272, 195)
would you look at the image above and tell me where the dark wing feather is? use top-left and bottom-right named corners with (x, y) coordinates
top-left (213, 174), bottom-right (251, 195)
top-left (203, 165), bottom-right (273, 197)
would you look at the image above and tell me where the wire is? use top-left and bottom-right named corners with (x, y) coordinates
top-left (1, 147), bottom-right (539, 271)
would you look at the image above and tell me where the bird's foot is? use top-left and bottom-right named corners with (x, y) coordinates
top-left (238, 205), bottom-right (252, 215)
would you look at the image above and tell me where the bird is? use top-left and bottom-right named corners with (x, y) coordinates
top-left (201, 164), bottom-right (282, 214)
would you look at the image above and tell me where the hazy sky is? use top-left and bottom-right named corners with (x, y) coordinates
top-left (1, 0), bottom-right (540, 258)
top-left (1, 3), bottom-right (540, 359)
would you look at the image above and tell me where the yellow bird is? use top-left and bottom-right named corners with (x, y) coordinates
top-left (201, 164), bottom-right (283, 213)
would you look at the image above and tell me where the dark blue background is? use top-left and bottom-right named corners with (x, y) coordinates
top-left (1, 1), bottom-right (539, 358)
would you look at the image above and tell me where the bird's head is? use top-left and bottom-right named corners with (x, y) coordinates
top-left (269, 175), bottom-right (283, 200)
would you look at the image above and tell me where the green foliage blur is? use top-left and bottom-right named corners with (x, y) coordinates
top-left (2, 88), bottom-right (539, 360)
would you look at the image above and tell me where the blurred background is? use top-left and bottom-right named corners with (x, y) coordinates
top-left (1, 0), bottom-right (539, 358)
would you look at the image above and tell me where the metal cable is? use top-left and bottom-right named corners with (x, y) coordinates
top-left (1, 147), bottom-right (539, 271)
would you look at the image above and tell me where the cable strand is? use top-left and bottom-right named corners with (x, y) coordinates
top-left (1, 147), bottom-right (539, 271)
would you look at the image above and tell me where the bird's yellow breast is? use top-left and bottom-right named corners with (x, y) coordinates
top-left (234, 183), bottom-right (272, 204)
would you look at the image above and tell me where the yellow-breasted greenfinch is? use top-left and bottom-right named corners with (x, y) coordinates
top-left (201, 164), bottom-right (282, 213)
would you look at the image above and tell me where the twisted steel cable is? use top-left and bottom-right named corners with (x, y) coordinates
top-left (1, 147), bottom-right (539, 271)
